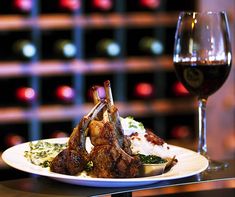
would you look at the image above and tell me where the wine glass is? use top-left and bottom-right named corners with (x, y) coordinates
top-left (173, 11), bottom-right (232, 170)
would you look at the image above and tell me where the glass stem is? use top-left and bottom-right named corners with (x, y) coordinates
top-left (198, 98), bottom-right (208, 157)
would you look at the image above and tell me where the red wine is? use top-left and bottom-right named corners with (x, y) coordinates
top-left (174, 62), bottom-right (231, 98)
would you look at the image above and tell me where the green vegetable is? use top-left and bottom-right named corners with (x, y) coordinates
top-left (137, 154), bottom-right (167, 164)
top-left (126, 116), bottom-right (144, 130)
top-left (85, 161), bottom-right (94, 171)
top-left (24, 141), bottom-right (68, 168)
top-left (24, 141), bottom-right (93, 171)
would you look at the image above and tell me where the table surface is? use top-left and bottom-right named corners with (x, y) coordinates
top-left (0, 159), bottom-right (235, 197)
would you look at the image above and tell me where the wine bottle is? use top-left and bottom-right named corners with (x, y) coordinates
top-left (16, 87), bottom-right (36, 103)
top-left (54, 39), bottom-right (77, 59)
top-left (40, 76), bottom-right (74, 105)
top-left (92, 0), bottom-right (113, 11)
top-left (41, 29), bottom-right (74, 60)
top-left (13, 0), bottom-right (33, 13)
top-left (170, 125), bottom-right (191, 139)
top-left (59, 0), bottom-right (81, 11)
top-left (0, 77), bottom-right (32, 107)
top-left (55, 85), bottom-right (75, 102)
top-left (139, 0), bottom-right (161, 10)
top-left (96, 38), bottom-right (121, 58)
top-left (84, 0), bottom-right (114, 13)
top-left (5, 134), bottom-right (25, 147)
top-left (51, 131), bottom-right (69, 138)
top-left (13, 39), bottom-right (37, 60)
top-left (126, 28), bottom-right (165, 57)
top-left (139, 36), bottom-right (164, 56)
top-left (126, 72), bottom-right (155, 100)
top-left (0, 123), bottom-right (29, 150)
top-left (41, 121), bottom-right (73, 139)
top-left (0, 30), bottom-right (35, 61)
top-left (126, 0), bottom-right (163, 12)
top-left (165, 113), bottom-right (195, 140)
top-left (40, 0), bottom-right (80, 14)
top-left (0, 0), bottom-right (32, 15)
top-left (84, 28), bottom-right (119, 59)
top-left (134, 82), bottom-right (154, 98)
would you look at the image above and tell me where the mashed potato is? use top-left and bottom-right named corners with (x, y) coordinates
top-left (121, 117), bottom-right (175, 159)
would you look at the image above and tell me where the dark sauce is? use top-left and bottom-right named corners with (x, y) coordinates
top-left (174, 62), bottom-right (231, 98)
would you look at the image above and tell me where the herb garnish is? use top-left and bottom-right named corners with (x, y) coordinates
top-left (24, 141), bottom-right (68, 168)
top-left (137, 154), bottom-right (167, 164)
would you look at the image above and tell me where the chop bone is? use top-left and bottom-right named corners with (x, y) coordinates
top-left (68, 100), bottom-right (107, 151)
top-left (91, 80), bottom-right (125, 148)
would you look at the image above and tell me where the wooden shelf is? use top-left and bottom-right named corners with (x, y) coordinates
top-left (0, 99), bottom-right (196, 123)
top-left (0, 12), bottom-right (178, 30)
top-left (0, 56), bottom-right (173, 77)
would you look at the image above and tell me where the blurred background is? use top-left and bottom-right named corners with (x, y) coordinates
top-left (0, 0), bottom-right (234, 180)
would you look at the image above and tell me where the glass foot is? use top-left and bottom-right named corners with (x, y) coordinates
top-left (207, 160), bottom-right (229, 171)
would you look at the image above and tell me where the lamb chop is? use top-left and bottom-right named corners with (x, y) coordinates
top-left (88, 81), bottom-right (141, 177)
top-left (50, 101), bottom-right (106, 175)
top-left (91, 81), bottom-right (132, 154)
top-left (50, 80), bottom-right (141, 178)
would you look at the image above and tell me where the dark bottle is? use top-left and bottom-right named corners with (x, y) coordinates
top-left (165, 113), bottom-right (196, 140)
top-left (40, 75), bottom-right (74, 105)
top-left (126, 27), bottom-right (164, 57)
top-left (59, 0), bottom-right (81, 11)
top-left (16, 86), bottom-right (37, 103)
top-left (40, 0), bottom-right (81, 14)
top-left (55, 85), bottom-right (75, 102)
top-left (40, 121), bottom-right (73, 139)
top-left (170, 125), bottom-right (191, 139)
top-left (13, 39), bottom-right (37, 60)
top-left (5, 133), bottom-right (25, 147)
top-left (165, 71), bottom-right (192, 99)
top-left (96, 38), bottom-right (121, 58)
top-left (0, 77), bottom-right (34, 107)
top-left (126, 72), bottom-right (155, 101)
top-left (54, 39), bottom-right (77, 59)
top-left (0, 122), bottom-right (29, 150)
top-left (139, 0), bottom-right (162, 10)
top-left (134, 82), bottom-right (154, 99)
top-left (83, 0), bottom-right (115, 14)
top-left (0, 0), bottom-right (33, 16)
top-left (41, 29), bottom-right (76, 60)
top-left (13, 0), bottom-right (33, 13)
top-left (0, 30), bottom-right (36, 61)
top-left (84, 29), bottom-right (120, 59)
top-left (125, 0), bottom-right (164, 12)
top-left (139, 36), bottom-right (164, 56)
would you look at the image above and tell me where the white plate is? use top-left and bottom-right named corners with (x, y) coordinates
top-left (2, 138), bottom-right (208, 187)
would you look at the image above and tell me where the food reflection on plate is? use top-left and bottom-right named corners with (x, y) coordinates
top-left (24, 80), bottom-right (177, 178)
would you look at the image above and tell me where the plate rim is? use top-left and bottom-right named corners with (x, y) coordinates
top-left (1, 137), bottom-right (209, 187)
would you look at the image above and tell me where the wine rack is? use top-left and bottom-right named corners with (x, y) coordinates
top-left (0, 0), bottom-right (197, 176)
top-left (0, 0), bottom-right (234, 179)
